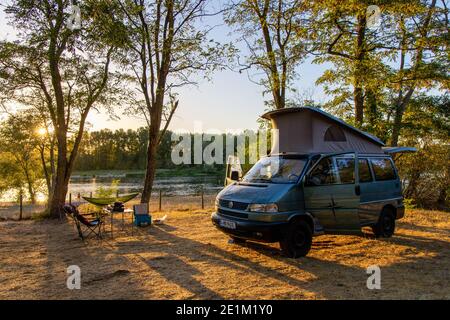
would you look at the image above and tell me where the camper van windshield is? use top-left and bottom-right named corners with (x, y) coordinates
top-left (242, 156), bottom-right (307, 184)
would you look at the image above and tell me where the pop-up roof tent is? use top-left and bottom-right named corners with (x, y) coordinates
top-left (261, 107), bottom-right (386, 154)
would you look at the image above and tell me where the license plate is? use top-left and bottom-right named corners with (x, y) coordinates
top-left (219, 219), bottom-right (236, 230)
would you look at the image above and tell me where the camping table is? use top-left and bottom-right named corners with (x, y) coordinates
top-left (104, 208), bottom-right (133, 238)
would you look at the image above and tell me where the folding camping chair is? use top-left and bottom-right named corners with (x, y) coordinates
top-left (63, 204), bottom-right (104, 240)
top-left (132, 203), bottom-right (152, 227)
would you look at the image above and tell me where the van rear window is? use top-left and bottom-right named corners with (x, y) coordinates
top-left (370, 158), bottom-right (396, 181)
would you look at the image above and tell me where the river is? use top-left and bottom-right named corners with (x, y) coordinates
top-left (0, 174), bottom-right (224, 203)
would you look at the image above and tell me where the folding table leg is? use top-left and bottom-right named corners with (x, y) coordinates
top-left (110, 213), bottom-right (114, 239)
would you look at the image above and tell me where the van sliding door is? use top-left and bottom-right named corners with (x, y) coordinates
top-left (303, 152), bottom-right (361, 234)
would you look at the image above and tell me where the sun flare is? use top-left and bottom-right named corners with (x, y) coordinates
top-left (37, 127), bottom-right (47, 136)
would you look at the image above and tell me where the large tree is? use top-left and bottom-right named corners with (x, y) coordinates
top-left (387, 0), bottom-right (448, 146)
top-left (226, 0), bottom-right (308, 110)
top-left (1, 0), bottom-right (118, 217)
top-left (110, 0), bottom-right (230, 203)
top-left (309, 0), bottom-right (448, 139)
top-left (308, 0), bottom-right (395, 127)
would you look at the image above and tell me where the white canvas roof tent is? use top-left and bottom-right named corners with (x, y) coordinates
top-left (262, 107), bottom-right (387, 155)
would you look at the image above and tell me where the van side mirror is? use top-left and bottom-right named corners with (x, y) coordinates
top-left (230, 170), bottom-right (240, 181)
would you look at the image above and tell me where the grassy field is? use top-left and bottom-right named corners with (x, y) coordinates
top-left (0, 204), bottom-right (448, 299)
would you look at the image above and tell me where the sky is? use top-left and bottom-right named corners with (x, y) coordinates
top-left (0, 3), bottom-right (330, 133)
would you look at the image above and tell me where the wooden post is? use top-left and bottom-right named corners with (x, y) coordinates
top-left (19, 193), bottom-right (23, 221)
top-left (116, 190), bottom-right (119, 198)
top-left (201, 186), bottom-right (204, 210)
top-left (159, 190), bottom-right (162, 211)
top-left (90, 191), bottom-right (93, 198)
top-left (69, 193), bottom-right (72, 205)
top-left (77, 192), bottom-right (81, 200)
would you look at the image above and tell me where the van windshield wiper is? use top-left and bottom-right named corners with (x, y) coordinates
top-left (247, 178), bottom-right (272, 183)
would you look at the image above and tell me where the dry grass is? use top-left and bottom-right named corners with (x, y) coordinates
top-left (0, 203), bottom-right (449, 300)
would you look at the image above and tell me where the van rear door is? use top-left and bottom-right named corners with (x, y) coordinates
top-left (303, 152), bottom-right (361, 234)
top-left (382, 147), bottom-right (417, 160)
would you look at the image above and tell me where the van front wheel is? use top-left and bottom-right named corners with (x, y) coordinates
top-left (280, 220), bottom-right (312, 258)
top-left (372, 208), bottom-right (396, 238)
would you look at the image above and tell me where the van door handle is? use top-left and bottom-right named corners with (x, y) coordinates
top-left (355, 185), bottom-right (361, 196)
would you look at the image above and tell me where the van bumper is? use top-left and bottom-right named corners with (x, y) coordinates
top-left (211, 212), bottom-right (288, 243)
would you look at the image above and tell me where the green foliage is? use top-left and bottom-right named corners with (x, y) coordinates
top-left (95, 179), bottom-right (120, 198)
top-left (0, 111), bottom-right (45, 203)
top-left (309, 0), bottom-right (448, 133)
top-left (0, 0), bottom-right (447, 213)
top-left (74, 128), bottom-right (174, 171)
top-left (74, 128), bottom-right (271, 175)
top-left (403, 198), bottom-right (417, 210)
top-left (225, 0), bottom-right (308, 109)
top-left (395, 94), bottom-right (450, 210)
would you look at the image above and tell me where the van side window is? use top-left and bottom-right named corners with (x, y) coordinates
top-left (370, 158), bottom-right (396, 181)
top-left (335, 157), bottom-right (355, 184)
top-left (359, 159), bottom-right (372, 182)
top-left (306, 157), bottom-right (337, 185)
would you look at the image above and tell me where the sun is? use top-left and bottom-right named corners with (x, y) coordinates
top-left (37, 127), bottom-right (47, 136)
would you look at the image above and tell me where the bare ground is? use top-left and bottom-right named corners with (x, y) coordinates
top-left (0, 204), bottom-right (448, 300)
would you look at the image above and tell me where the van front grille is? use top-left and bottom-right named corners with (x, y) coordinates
top-left (218, 208), bottom-right (248, 219)
top-left (218, 199), bottom-right (249, 211)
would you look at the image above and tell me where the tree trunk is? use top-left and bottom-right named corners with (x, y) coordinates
top-left (391, 87), bottom-right (415, 146)
top-left (404, 170), bottom-right (421, 199)
top-left (258, 0), bottom-right (283, 110)
top-left (24, 172), bottom-right (36, 205)
top-left (141, 133), bottom-right (159, 204)
top-left (366, 89), bottom-right (377, 127)
top-left (48, 175), bottom-right (69, 218)
top-left (437, 187), bottom-right (448, 209)
top-left (354, 85), bottom-right (364, 125)
top-left (353, 13), bottom-right (366, 126)
top-left (391, 102), bottom-right (404, 147)
top-left (48, 128), bottom-right (69, 218)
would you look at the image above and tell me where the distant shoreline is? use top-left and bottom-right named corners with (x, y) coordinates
top-left (71, 167), bottom-right (224, 179)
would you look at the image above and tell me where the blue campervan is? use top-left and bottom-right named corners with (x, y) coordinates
top-left (212, 107), bottom-right (414, 258)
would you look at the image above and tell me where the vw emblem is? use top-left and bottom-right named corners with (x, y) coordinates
top-left (228, 201), bottom-right (233, 208)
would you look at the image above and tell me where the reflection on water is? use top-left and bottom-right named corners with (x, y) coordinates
top-left (0, 175), bottom-right (224, 202)
top-left (69, 176), bottom-right (223, 197)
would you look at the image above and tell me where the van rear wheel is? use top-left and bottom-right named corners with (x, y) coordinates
top-left (372, 208), bottom-right (396, 238)
top-left (280, 220), bottom-right (312, 258)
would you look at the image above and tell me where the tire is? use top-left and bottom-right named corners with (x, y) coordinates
top-left (372, 207), bottom-right (396, 238)
top-left (230, 236), bottom-right (246, 244)
top-left (280, 220), bottom-right (312, 258)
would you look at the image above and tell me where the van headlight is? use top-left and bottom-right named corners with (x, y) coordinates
top-left (248, 203), bottom-right (278, 212)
